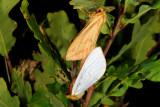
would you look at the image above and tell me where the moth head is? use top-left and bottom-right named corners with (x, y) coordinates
top-left (66, 92), bottom-right (84, 100)
top-left (96, 8), bottom-right (103, 13)
top-left (66, 78), bottom-right (85, 100)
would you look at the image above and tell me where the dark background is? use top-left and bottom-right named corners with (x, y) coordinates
top-left (0, 0), bottom-right (160, 107)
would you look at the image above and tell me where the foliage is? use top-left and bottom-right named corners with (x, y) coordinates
top-left (0, 0), bottom-right (160, 107)
top-left (0, 0), bottom-right (19, 56)
top-left (0, 78), bottom-right (20, 107)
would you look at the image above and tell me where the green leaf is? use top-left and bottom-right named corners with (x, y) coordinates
top-left (129, 34), bottom-right (156, 65)
top-left (11, 68), bottom-right (32, 105)
top-left (55, 67), bottom-right (70, 85)
top-left (137, 53), bottom-right (160, 82)
top-left (47, 83), bottom-right (68, 107)
top-left (33, 47), bottom-right (69, 84)
top-left (20, 0), bottom-right (53, 58)
top-left (116, 64), bottom-right (132, 80)
top-left (70, 0), bottom-right (115, 23)
top-left (96, 77), bottom-right (115, 93)
top-left (107, 65), bottom-right (116, 77)
top-left (151, 0), bottom-right (160, 9)
top-left (69, 0), bottom-right (107, 10)
top-left (126, 79), bottom-right (143, 89)
top-left (0, 0), bottom-right (19, 56)
top-left (89, 77), bottom-right (115, 106)
top-left (54, 90), bottom-right (68, 107)
top-left (45, 92), bottom-right (65, 107)
top-left (33, 49), bottom-right (55, 78)
top-left (109, 83), bottom-right (128, 96)
top-left (125, 53), bottom-right (160, 82)
top-left (21, 0), bottom-right (71, 80)
top-left (70, 0), bottom-right (115, 39)
top-left (28, 89), bottom-right (65, 107)
top-left (124, 0), bottom-right (139, 12)
top-left (108, 12), bottom-right (160, 65)
top-left (107, 64), bottom-right (134, 80)
top-left (101, 96), bottom-right (114, 106)
top-left (46, 10), bottom-right (77, 57)
top-left (123, 0), bottom-right (160, 25)
top-left (28, 90), bottom-right (51, 107)
top-left (88, 92), bottom-right (104, 107)
top-left (100, 14), bottom-right (115, 35)
top-left (0, 78), bottom-right (20, 107)
top-left (34, 70), bottom-right (55, 91)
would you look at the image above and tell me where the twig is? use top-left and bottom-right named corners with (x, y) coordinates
top-left (82, 85), bottom-right (94, 107)
top-left (104, 9), bottom-right (125, 56)
top-left (71, 61), bottom-right (77, 79)
top-left (0, 31), bottom-right (12, 82)
top-left (6, 55), bottom-right (13, 76)
top-left (147, 36), bottom-right (160, 57)
top-left (103, 33), bottom-right (115, 56)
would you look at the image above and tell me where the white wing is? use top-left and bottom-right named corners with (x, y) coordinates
top-left (72, 47), bottom-right (106, 96)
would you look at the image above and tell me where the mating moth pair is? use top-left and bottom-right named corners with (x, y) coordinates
top-left (66, 8), bottom-right (108, 100)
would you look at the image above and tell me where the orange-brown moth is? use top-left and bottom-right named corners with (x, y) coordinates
top-left (66, 8), bottom-right (108, 61)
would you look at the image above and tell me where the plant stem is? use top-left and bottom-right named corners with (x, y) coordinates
top-left (6, 55), bottom-right (12, 75)
top-left (82, 85), bottom-right (94, 107)
top-left (104, 11), bottom-right (125, 56)
top-left (4, 56), bottom-right (11, 83)
top-left (147, 36), bottom-right (160, 57)
top-left (0, 31), bottom-right (12, 82)
top-left (83, 6), bottom-right (126, 107)
top-left (71, 61), bottom-right (77, 79)
top-left (103, 33), bottom-right (115, 56)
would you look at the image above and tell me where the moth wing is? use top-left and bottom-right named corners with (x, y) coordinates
top-left (72, 47), bottom-right (106, 95)
top-left (66, 15), bottom-right (105, 61)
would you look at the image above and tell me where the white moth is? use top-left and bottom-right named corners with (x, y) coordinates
top-left (72, 47), bottom-right (107, 96)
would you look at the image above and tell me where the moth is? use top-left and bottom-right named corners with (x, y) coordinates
top-left (66, 47), bottom-right (107, 100)
top-left (66, 8), bottom-right (107, 61)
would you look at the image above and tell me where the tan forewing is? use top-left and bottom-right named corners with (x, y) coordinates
top-left (66, 9), bottom-right (106, 61)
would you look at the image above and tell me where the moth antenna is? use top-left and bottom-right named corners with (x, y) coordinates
top-left (79, 8), bottom-right (92, 17)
